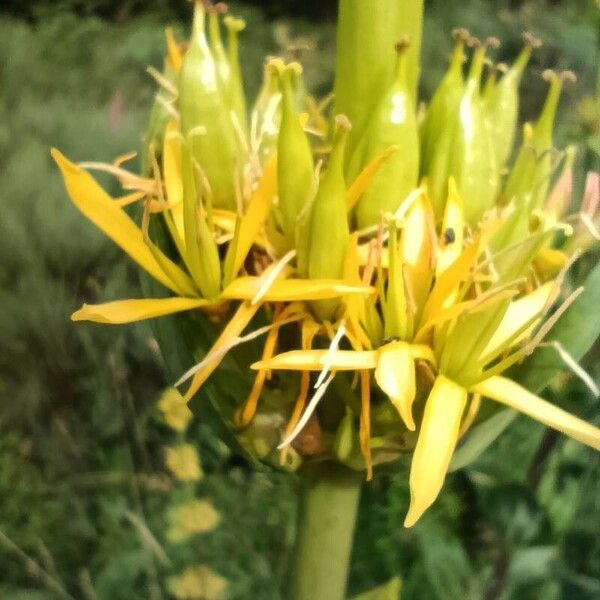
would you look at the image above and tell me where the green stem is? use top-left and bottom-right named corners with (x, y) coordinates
top-left (292, 465), bottom-right (362, 600)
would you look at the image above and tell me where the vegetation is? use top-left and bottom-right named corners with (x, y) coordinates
top-left (0, 1), bottom-right (598, 598)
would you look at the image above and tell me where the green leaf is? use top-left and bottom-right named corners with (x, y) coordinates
top-left (449, 408), bottom-right (517, 472)
top-left (351, 577), bottom-right (402, 600)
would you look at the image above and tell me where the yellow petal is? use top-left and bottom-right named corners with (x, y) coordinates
top-left (346, 145), bottom-right (399, 211)
top-left (52, 148), bottom-right (179, 293)
top-left (252, 349), bottom-right (378, 372)
top-left (421, 235), bottom-right (481, 325)
top-left (184, 301), bottom-right (261, 401)
top-left (224, 154), bottom-right (278, 281)
top-left (401, 195), bottom-right (435, 313)
top-left (163, 121), bottom-right (186, 245)
top-left (221, 277), bottom-right (374, 302)
top-left (436, 178), bottom-right (464, 277)
top-left (473, 376), bottom-right (600, 452)
top-left (375, 341), bottom-right (417, 430)
top-left (72, 297), bottom-right (210, 324)
top-left (480, 282), bottom-right (553, 359)
top-left (405, 375), bottom-right (467, 527)
top-left (165, 27), bottom-right (183, 73)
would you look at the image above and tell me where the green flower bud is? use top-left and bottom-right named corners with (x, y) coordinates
top-left (307, 115), bottom-right (352, 321)
top-left (224, 15), bottom-right (248, 136)
top-left (333, 0), bottom-right (424, 170)
top-left (449, 37), bottom-right (500, 225)
top-left (276, 62), bottom-right (315, 247)
top-left (252, 58), bottom-right (283, 165)
top-left (179, 1), bottom-right (239, 209)
top-left (181, 140), bottom-right (222, 300)
top-left (354, 40), bottom-right (420, 229)
top-left (207, 3), bottom-right (231, 100)
top-left (484, 32), bottom-right (541, 167)
top-left (420, 28), bottom-right (468, 177)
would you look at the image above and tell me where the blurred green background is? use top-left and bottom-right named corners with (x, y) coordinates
top-left (0, 1), bottom-right (599, 598)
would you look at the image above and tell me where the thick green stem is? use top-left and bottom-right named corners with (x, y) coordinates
top-left (292, 466), bottom-right (362, 600)
top-left (333, 0), bottom-right (423, 169)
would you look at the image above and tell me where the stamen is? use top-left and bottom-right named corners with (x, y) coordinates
top-left (175, 315), bottom-right (302, 387)
top-left (277, 373), bottom-right (335, 449)
top-left (579, 212), bottom-right (600, 241)
top-left (146, 66), bottom-right (178, 96)
top-left (541, 341), bottom-right (599, 397)
top-left (524, 286), bottom-right (584, 355)
top-left (314, 321), bottom-right (346, 389)
top-left (359, 370), bottom-right (373, 481)
top-left (251, 249), bottom-right (296, 305)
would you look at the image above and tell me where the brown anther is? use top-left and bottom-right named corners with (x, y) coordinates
top-left (452, 28), bottom-right (470, 42)
top-left (334, 113), bottom-right (352, 132)
top-left (485, 36), bottom-right (501, 50)
top-left (467, 36), bottom-right (482, 48)
top-left (522, 31), bottom-right (542, 48)
top-left (542, 69), bottom-right (558, 82)
top-left (394, 36), bottom-right (411, 53)
top-left (561, 70), bottom-right (577, 84)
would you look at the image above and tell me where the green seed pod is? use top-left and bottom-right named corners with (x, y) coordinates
top-left (252, 57), bottom-right (282, 166)
top-left (307, 115), bottom-right (352, 321)
top-left (224, 15), bottom-right (248, 136)
top-left (276, 62), bottom-right (315, 247)
top-left (179, 1), bottom-right (238, 209)
top-left (420, 28), bottom-right (469, 176)
top-left (448, 37), bottom-right (500, 225)
top-left (484, 32), bottom-right (541, 167)
top-left (354, 40), bottom-right (420, 229)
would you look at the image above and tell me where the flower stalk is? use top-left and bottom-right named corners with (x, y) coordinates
top-left (292, 465), bottom-right (362, 600)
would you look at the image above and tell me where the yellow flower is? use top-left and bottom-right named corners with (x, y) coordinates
top-left (165, 444), bottom-right (203, 482)
top-left (168, 565), bottom-right (227, 600)
top-left (167, 500), bottom-right (220, 543)
top-left (158, 388), bottom-right (193, 432)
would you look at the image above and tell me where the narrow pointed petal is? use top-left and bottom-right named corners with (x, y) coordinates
top-left (52, 149), bottom-right (180, 293)
top-left (436, 177), bottom-right (464, 277)
top-left (224, 154), bottom-right (278, 281)
top-left (252, 349), bottom-right (378, 372)
top-left (72, 297), bottom-right (210, 324)
top-left (421, 236), bottom-right (481, 324)
top-left (480, 281), bottom-right (553, 359)
top-left (374, 341), bottom-right (417, 430)
top-left (405, 375), bottom-right (467, 527)
top-left (184, 301), bottom-right (261, 401)
top-left (163, 121), bottom-right (186, 245)
top-left (221, 277), bottom-right (374, 302)
top-left (346, 145), bottom-right (399, 211)
top-left (473, 376), bottom-right (600, 451)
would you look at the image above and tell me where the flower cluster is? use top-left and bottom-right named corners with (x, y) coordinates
top-left (54, 0), bottom-right (600, 527)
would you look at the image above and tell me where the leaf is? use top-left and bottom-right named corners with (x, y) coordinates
top-left (350, 577), bottom-right (402, 600)
top-left (449, 408), bottom-right (518, 472)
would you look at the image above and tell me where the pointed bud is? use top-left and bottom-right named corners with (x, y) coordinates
top-left (179, 1), bottom-right (239, 209)
top-left (354, 40), bottom-right (420, 228)
top-left (276, 62), bottom-right (315, 247)
top-left (307, 115), bottom-right (352, 321)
